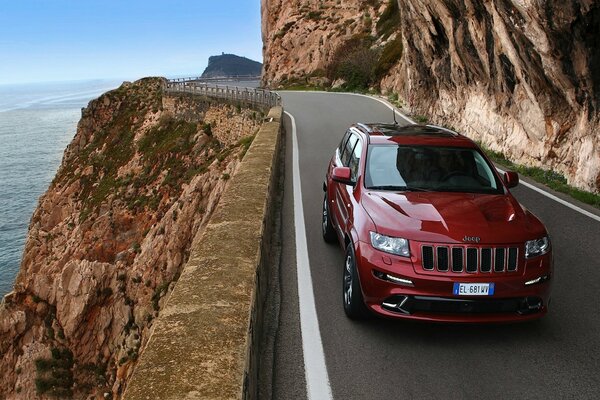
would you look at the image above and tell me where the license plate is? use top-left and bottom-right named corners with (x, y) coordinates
top-left (453, 283), bottom-right (495, 296)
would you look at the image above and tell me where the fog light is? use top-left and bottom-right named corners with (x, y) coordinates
top-left (525, 275), bottom-right (550, 286)
top-left (373, 270), bottom-right (414, 286)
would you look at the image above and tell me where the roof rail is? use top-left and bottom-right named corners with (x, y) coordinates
top-left (355, 123), bottom-right (371, 133)
top-left (426, 124), bottom-right (460, 137)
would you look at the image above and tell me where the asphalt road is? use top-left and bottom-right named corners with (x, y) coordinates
top-left (269, 91), bottom-right (600, 400)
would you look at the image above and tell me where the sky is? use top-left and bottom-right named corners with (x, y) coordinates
top-left (0, 0), bottom-right (263, 85)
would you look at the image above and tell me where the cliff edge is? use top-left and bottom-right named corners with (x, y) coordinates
top-left (0, 78), bottom-right (262, 399)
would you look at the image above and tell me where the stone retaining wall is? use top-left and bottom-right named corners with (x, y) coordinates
top-left (123, 106), bottom-right (283, 400)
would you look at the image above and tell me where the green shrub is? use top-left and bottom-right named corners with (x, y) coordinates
top-left (203, 122), bottom-right (213, 136)
top-left (376, 0), bottom-right (401, 40)
top-left (132, 242), bottom-right (141, 253)
top-left (374, 34), bottom-right (403, 80)
top-left (152, 282), bottom-right (170, 311)
top-left (35, 348), bottom-right (74, 396)
top-left (327, 34), bottom-right (379, 91)
top-left (307, 10), bottom-right (324, 20)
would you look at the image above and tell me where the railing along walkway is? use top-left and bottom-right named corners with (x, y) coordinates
top-left (165, 78), bottom-right (281, 109)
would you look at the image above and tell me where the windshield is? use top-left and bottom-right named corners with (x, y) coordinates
top-left (365, 145), bottom-right (503, 194)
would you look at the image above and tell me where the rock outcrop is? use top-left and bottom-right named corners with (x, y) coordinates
top-left (0, 78), bottom-right (262, 399)
top-left (262, 0), bottom-right (600, 192)
top-left (261, 0), bottom-right (383, 87)
top-left (201, 53), bottom-right (263, 78)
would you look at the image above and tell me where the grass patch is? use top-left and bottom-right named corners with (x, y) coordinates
top-left (138, 117), bottom-right (197, 158)
top-left (237, 134), bottom-right (256, 159)
top-left (387, 92), bottom-right (403, 108)
top-left (279, 83), bottom-right (324, 91)
top-left (480, 144), bottom-right (600, 209)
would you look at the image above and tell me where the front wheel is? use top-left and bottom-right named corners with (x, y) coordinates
top-left (322, 193), bottom-right (337, 243)
top-left (343, 244), bottom-right (369, 319)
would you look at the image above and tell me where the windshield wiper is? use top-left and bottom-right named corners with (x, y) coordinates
top-left (367, 185), bottom-right (431, 192)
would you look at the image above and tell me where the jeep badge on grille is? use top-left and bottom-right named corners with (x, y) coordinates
top-left (463, 236), bottom-right (481, 243)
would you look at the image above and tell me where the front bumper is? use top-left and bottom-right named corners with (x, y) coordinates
top-left (356, 241), bottom-right (552, 323)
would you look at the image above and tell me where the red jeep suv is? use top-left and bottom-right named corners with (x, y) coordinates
top-left (322, 123), bottom-right (552, 323)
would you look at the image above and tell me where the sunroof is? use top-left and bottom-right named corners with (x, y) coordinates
top-left (367, 124), bottom-right (456, 138)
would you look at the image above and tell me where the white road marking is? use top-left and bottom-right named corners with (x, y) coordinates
top-left (280, 90), bottom-right (415, 124)
top-left (285, 110), bottom-right (334, 400)
top-left (496, 167), bottom-right (600, 223)
top-left (280, 90), bottom-right (600, 222)
top-left (349, 93), bottom-right (416, 124)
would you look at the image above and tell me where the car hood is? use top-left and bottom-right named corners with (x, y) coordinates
top-left (361, 191), bottom-right (545, 244)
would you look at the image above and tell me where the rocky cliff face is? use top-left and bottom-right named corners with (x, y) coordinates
top-left (0, 78), bottom-right (262, 399)
top-left (262, 0), bottom-right (600, 192)
top-left (261, 0), bottom-right (384, 86)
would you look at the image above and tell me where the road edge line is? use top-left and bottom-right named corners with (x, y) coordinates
top-left (495, 167), bottom-right (600, 222)
top-left (286, 110), bottom-right (334, 400)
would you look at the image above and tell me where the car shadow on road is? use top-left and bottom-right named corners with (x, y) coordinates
top-left (350, 314), bottom-right (549, 347)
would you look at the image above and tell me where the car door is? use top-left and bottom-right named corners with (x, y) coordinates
top-left (334, 133), bottom-right (363, 236)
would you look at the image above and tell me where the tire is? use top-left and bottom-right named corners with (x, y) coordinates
top-left (322, 193), bottom-right (337, 243)
top-left (343, 243), bottom-right (370, 319)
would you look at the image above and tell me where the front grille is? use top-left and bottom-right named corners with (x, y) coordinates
top-left (421, 245), bottom-right (519, 273)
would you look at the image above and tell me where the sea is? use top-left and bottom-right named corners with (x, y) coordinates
top-left (0, 79), bottom-right (122, 297)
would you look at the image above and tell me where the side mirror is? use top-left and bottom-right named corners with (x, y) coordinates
top-left (332, 167), bottom-right (355, 186)
top-left (503, 171), bottom-right (519, 188)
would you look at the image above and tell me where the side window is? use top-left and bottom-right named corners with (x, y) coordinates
top-left (342, 134), bottom-right (358, 166)
top-left (348, 139), bottom-right (363, 181)
top-left (337, 130), bottom-right (351, 160)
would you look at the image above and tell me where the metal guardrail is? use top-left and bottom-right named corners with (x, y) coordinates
top-left (165, 79), bottom-right (281, 108)
top-left (169, 75), bottom-right (261, 83)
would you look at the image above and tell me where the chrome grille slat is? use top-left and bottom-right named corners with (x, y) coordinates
top-left (422, 246), bottom-right (434, 271)
top-left (466, 248), bottom-right (478, 273)
top-left (481, 248), bottom-right (492, 273)
top-left (421, 244), bottom-right (519, 274)
top-left (494, 248), bottom-right (505, 272)
top-left (507, 248), bottom-right (518, 271)
top-left (437, 247), bottom-right (449, 272)
top-left (451, 247), bottom-right (464, 272)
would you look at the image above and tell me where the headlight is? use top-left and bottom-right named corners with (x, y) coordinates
top-left (525, 236), bottom-right (550, 258)
top-left (370, 232), bottom-right (410, 257)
